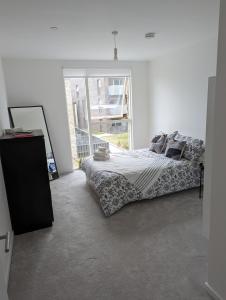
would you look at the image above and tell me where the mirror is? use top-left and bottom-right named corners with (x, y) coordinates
top-left (8, 105), bottom-right (59, 180)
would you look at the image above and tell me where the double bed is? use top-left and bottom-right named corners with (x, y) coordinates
top-left (81, 148), bottom-right (201, 216)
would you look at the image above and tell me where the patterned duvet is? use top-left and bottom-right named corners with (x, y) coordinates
top-left (81, 149), bottom-right (201, 216)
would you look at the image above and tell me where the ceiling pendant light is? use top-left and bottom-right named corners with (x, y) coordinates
top-left (112, 30), bottom-right (119, 61)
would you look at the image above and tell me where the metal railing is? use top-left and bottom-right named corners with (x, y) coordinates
top-left (75, 127), bottom-right (109, 158)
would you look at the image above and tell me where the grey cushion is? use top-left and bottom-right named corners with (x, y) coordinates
top-left (165, 140), bottom-right (186, 160)
top-left (162, 131), bottom-right (178, 152)
top-left (150, 134), bottom-right (167, 154)
top-left (175, 133), bottom-right (204, 161)
top-left (151, 135), bottom-right (162, 143)
top-left (175, 133), bottom-right (203, 145)
top-left (183, 142), bottom-right (205, 161)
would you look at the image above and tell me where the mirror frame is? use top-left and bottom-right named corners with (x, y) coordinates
top-left (8, 105), bottom-right (59, 181)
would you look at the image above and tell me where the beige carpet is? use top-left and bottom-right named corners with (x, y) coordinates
top-left (8, 170), bottom-right (211, 300)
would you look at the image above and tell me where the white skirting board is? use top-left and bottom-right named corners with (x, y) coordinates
top-left (205, 282), bottom-right (224, 300)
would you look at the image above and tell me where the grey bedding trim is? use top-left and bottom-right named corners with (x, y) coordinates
top-left (134, 157), bottom-right (169, 192)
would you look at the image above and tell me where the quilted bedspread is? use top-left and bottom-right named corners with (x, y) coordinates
top-left (81, 149), bottom-right (200, 216)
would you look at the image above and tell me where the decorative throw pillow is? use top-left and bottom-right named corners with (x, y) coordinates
top-left (183, 142), bottom-right (205, 161)
top-left (151, 134), bottom-right (162, 143)
top-left (167, 131), bottom-right (178, 140)
top-left (162, 131), bottom-right (178, 152)
top-left (150, 134), bottom-right (167, 154)
top-left (175, 133), bottom-right (203, 145)
top-left (175, 133), bottom-right (204, 161)
top-left (165, 140), bottom-right (186, 160)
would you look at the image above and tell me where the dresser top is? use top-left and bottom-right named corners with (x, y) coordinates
top-left (0, 129), bottom-right (44, 141)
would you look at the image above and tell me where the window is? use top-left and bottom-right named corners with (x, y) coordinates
top-left (64, 70), bottom-right (132, 168)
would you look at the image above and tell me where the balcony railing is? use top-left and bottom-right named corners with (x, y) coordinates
top-left (75, 127), bottom-right (109, 158)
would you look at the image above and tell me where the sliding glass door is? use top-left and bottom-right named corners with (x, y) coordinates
top-left (64, 77), bottom-right (91, 168)
top-left (64, 71), bottom-right (132, 169)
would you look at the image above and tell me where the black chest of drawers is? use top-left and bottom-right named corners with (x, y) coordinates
top-left (0, 130), bottom-right (54, 234)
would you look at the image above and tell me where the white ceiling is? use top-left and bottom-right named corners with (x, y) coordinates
top-left (0, 0), bottom-right (220, 61)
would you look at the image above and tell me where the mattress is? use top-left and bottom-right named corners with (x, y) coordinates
top-left (81, 149), bottom-right (201, 216)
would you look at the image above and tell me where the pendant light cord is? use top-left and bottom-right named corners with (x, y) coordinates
top-left (112, 30), bottom-right (119, 61)
top-left (114, 34), bottom-right (117, 48)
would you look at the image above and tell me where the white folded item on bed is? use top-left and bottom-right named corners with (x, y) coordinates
top-left (93, 147), bottom-right (110, 161)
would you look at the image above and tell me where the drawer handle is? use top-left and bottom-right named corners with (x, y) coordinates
top-left (0, 232), bottom-right (11, 252)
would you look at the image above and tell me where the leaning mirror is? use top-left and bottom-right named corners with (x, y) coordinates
top-left (8, 105), bottom-right (59, 180)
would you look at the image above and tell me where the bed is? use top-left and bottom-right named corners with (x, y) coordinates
top-left (81, 148), bottom-right (201, 216)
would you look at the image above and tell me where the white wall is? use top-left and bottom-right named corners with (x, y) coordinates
top-left (0, 61), bottom-right (10, 130)
top-left (148, 38), bottom-right (218, 140)
top-left (207, 1), bottom-right (226, 299)
top-left (2, 59), bottom-right (149, 174)
top-left (0, 57), bottom-right (13, 284)
top-left (2, 59), bottom-right (73, 174)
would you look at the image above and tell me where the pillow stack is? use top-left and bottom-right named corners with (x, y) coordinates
top-left (149, 131), bottom-right (204, 161)
top-left (150, 131), bottom-right (178, 154)
top-left (93, 146), bottom-right (110, 161)
top-left (174, 133), bottom-right (204, 162)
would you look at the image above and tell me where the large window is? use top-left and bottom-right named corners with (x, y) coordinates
top-left (64, 70), bottom-right (132, 168)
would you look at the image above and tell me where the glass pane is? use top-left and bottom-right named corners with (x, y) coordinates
top-left (91, 119), bottom-right (129, 152)
top-left (65, 78), bottom-right (91, 168)
top-left (88, 77), bottom-right (129, 120)
top-left (88, 77), bottom-right (130, 152)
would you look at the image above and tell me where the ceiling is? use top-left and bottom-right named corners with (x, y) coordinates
top-left (0, 0), bottom-right (220, 61)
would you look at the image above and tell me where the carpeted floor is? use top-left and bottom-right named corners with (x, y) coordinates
top-left (8, 170), bottom-right (211, 300)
